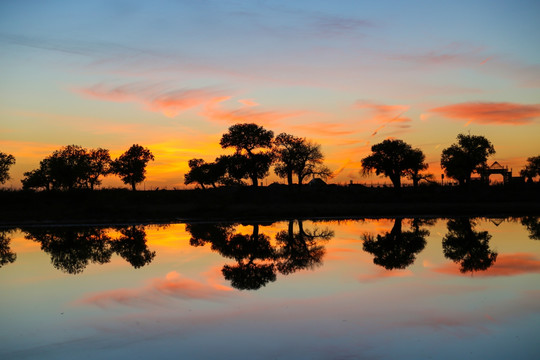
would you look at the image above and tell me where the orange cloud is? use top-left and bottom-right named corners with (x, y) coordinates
top-left (355, 100), bottom-right (411, 137)
top-left (433, 253), bottom-right (540, 277)
top-left (429, 102), bottom-right (540, 125)
top-left (291, 122), bottom-right (356, 136)
top-left (76, 271), bottom-right (232, 308)
top-left (77, 83), bottom-right (224, 118)
top-left (200, 96), bottom-right (307, 126)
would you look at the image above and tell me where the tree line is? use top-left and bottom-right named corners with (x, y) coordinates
top-left (184, 123), bottom-right (331, 188)
top-left (1, 123), bottom-right (539, 190)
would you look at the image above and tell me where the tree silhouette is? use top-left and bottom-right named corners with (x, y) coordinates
top-left (361, 139), bottom-right (427, 189)
top-left (218, 225), bottom-right (277, 290)
top-left (275, 220), bottom-right (333, 275)
top-left (0, 230), bottom-right (16, 268)
top-left (362, 218), bottom-right (428, 270)
top-left (404, 148), bottom-right (429, 188)
top-left (110, 225), bottom-right (156, 268)
top-left (87, 148), bottom-right (111, 190)
top-left (520, 155), bottom-right (540, 182)
top-left (521, 217), bottom-right (540, 240)
top-left (442, 218), bottom-right (497, 273)
top-left (21, 146), bottom-right (110, 190)
top-left (220, 123), bottom-right (274, 187)
top-left (441, 134), bottom-right (495, 187)
top-left (184, 158), bottom-right (226, 189)
top-left (186, 222), bottom-right (277, 290)
top-left (273, 133), bottom-right (331, 186)
top-left (111, 144), bottom-right (154, 191)
top-left (0, 152), bottom-right (16, 185)
top-left (24, 227), bottom-right (113, 274)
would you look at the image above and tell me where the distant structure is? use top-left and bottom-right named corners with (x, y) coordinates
top-left (479, 161), bottom-right (513, 185)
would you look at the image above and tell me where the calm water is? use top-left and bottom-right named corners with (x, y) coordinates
top-left (1, 217), bottom-right (539, 360)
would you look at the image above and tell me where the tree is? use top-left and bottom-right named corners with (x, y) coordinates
top-left (111, 144), bottom-right (154, 191)
top-left (87, 148), bottom-right (111, 190)
top-left (220, 123), bottom-right (274, 187)
top-left (21, 159), bottom-right (52, 191)
top-left (404, 148), bottom-right (429, 188)
top-left (0, 152), bottom-right (16, 185)
top-left (520, 155), bottom-right (540, 182)
top-left (274, 133), bottom-right (332, 186)
top-left (184, 158), bottom-right (226, 189)
top-left (361, 139), bottom-right (426, 189)
top-left (440, 134), bottom-right (495, 187)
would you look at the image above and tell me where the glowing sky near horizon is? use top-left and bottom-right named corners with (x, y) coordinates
top-left (1, 0), bottom-right (539, 188)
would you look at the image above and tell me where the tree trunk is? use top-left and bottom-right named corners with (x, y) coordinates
top-left (390, 175), bottom-right (401, 189)
top-left (131, 181), bottom-right (137, 191)
top-left (251, 175), bottom-right (258, 187)
top-left (287, 171), bottom-right (293, 186)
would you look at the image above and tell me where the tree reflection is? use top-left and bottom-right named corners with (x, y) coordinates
top-left (0, 229), bottom-right (16, 268)
top-left (362, 218), bottom-right (429, 270)
top-left (442, 218), bottom-right (497, 273)
top-left (275, 220), bottom-right (333, 275)
top-left (110, 226), bottom-right (156, 268)
top-left (521, 217), bottom-right (540, 240)
top-left (185, 221), bottom-right (333, 290)
top-left (23, 225), bottom-right (155, 274)
top-left (24, 227), bottom-right (113, 274)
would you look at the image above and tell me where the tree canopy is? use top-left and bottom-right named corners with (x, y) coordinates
top-left (111, 144), bottom-right (154, 191)
top-left (0, 152), bottom-right (16, 185)
top-left (273, 133), bottom-right (331, 186)
top-left (440, 134), bottom-right (495, 187)
top-left (520, 155), bottom-right (540, 182)
top-left (361, 139), bottom-right (428, 189)
top-left (21, 145), bottom-right (110, 191)
top-left (220, 123), bottom-right (274, 187)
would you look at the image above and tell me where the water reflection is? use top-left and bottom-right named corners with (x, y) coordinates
top-left (0, 229), bottom-right (16, 268)
top-left (186, 221), bottom-right (334, 290)
top-left (275, 220), bottom-right (333, 275)
top-left (521, 216), bottom-right (540, 240)
top-left (23, 226), bottom-right (155, 274)
top-left (442, 218), bottom-right (498, 273)
top-left (362, 218), bottom-right (431, 270)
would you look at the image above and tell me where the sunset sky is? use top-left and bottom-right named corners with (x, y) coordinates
top-left (1, 0), bottom-right (539, 188)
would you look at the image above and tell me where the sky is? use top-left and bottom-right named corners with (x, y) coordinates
top-left (1, 0), bottom-right (539, 188)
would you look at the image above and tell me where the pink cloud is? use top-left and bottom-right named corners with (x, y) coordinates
top-left (201, 96), bottom-right (308, 126)
top-left (355, 100), bottom-right (411, 137)
top-left (291, 122), bottom-right (356, 136)
top-left (76, 83), bottom-right (224, 118)
top-left (430, 102), bottom-right (540, 125)
top-left (76, 271), bottom-right (232, 308)
top-left (433, 253), bottom-right (540, 277)
top-left (358, 268), bottom-right (413, 282)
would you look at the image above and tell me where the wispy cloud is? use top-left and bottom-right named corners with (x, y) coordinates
top-left (429, 102), bottom-right (540, 125)
top-left (433, 253), bottom-right (540, 277)
top-left (200, 96), bottom-right (308, 126)
top-left (355, 100), bottom-right (411, 136)
top-left (75, 271), bottom-right (232, 309)
top-left (77, 83), bottom-right (225, 118)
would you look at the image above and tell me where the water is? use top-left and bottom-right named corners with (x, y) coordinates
top-left (1, 217), bottom-right (539, 359)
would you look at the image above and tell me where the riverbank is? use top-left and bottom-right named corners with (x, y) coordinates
top-left (1, 184), bottom-right (539, 225)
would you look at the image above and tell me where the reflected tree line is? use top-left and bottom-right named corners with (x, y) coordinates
top-left (187, 221), bottom-right (333, 290)
top-left (0, 225), bottom-right (155, 274)
top-left (1, 217), bottom-right (540, 288)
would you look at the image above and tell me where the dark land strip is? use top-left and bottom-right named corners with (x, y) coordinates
top-left (1, 185), bottom-right (539, 226)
